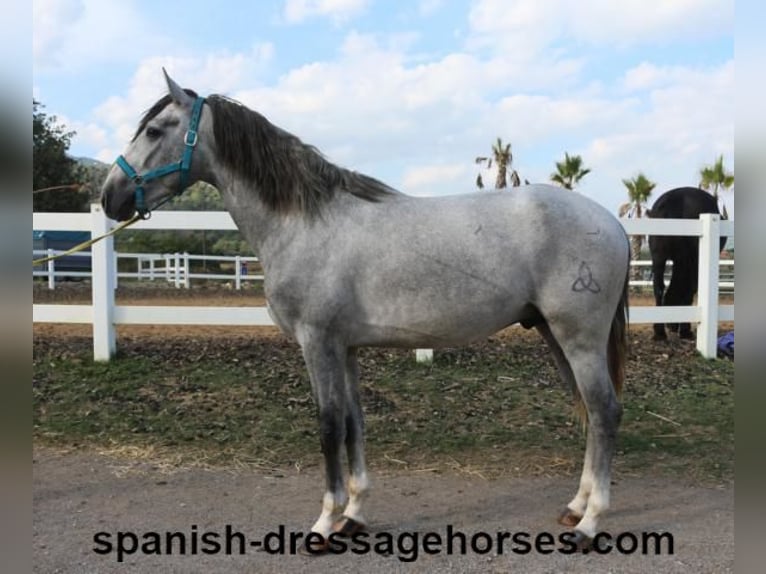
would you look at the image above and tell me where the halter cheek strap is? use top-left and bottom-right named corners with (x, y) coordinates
top-left (116, 96), bottom-right (205, 219)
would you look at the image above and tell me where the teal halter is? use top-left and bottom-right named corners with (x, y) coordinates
top-left (115, 96), bottom-right (205, 218)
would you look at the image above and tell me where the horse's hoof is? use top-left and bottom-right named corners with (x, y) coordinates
top-left (652, 325), bottom-right (668, 341)
top-left (569, 530), bottom-right (594, 552)
top-left (557, 507), bottom-right (582, 528)
top-left (297, 535), bottom-right (330, 557)
top-left (679, 330), bottom-right (694, 340)
top-left (332, 516), bottom-right (367, 538)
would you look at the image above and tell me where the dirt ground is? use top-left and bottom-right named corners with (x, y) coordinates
top-left (33, 446), bottom-right (733, 573)
top-left (33, 284), bottom-right (735, 572)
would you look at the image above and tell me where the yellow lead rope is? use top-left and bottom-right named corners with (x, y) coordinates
top-left (33, 214), bottom-right (141, 266)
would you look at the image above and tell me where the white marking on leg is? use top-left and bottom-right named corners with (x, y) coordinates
top-left (311, 490), bottom-right (347, 537)
top-left (567, 462), bottom-right (593, 517)
top-left (574, 482), bottom-right (609, 539)
top-left (343, 472), bottom-right (369, 524)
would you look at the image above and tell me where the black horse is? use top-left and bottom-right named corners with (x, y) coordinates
top-left (647, 187), bottom-right (726, 341)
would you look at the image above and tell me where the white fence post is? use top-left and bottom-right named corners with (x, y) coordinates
top-left (47, 250), bottom-right (55, 290)
top-left (183, 252), bottom-right (190, 288)
top-left (90, 203), bottom-right (116, 361)
top-left (113, 254), bottom-right (119, 288)
top-left (235, 255), bottom-right (242, 290)
top-left (697, 213), bottom-right (720, 359)
top-left (174, 253), bottom-right (181, 288)
top-left (415, 349), bottom-right (433, 363)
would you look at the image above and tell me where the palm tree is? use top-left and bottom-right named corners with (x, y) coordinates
top-left (475, 138), bottom-right (520, 190)
top-left (492, 137), bottom-right (512, 189)
top-left (619, 173), bottom-right (656, 281)
top-left (699, 155), bottom-right (734, 218)
top-left (550, 152), bottom-right (591, 190)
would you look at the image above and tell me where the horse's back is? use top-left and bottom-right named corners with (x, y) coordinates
top-left (648, 187), bottom-right (720, 219)
top-left (301, 185), bottom-right (629, 347)
top-left (648, 187), bottom-right (722, 261)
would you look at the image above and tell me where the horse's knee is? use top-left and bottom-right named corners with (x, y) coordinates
top-left (594, 399), bottom-right (621, 435)
top-left (607, 400), bottom-right (623, 430)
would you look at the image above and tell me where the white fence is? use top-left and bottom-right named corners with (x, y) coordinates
top-left (32, 248), bottom-right (735, 293)
top-left (33, 250), bottom-right (264, 289)
top-left (33, 205), bottom-right (734, 361)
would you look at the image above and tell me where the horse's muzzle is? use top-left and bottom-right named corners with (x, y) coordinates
top-left (100, 183), bottom-right (136, 222)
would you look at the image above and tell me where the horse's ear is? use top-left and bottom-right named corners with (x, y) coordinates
top-left (163, 68), bottom-right (194, 107)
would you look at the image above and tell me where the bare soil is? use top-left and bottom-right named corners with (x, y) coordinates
top-left (33, 446), bottom-right (733, 573)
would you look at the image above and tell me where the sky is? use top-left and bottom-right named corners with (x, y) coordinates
top-left (32, 0), bottom-right (734, 214)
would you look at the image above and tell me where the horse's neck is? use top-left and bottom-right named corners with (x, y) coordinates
top-left (212, 173), bottom-right (335, 271)
top-left (215, 179), bottom-right (281, 256)
top-left (208, 160), bottom-right (394, 266)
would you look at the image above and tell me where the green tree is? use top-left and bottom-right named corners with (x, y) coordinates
top-left (492, 138), bottom-right (512, 189)
top-left (33, 100), bottom-right (88, 212)
top-left (550, 152), bottom-right (590, 190)
top-left (78, 160), bottom-right (110, 203)
top-left (699, 155), bottom-right (734, 219)
top-left (165, 181), bottom-right (225, 211)
top-left (619, 173), bottom-right (656, 281)
top-left (475, 137), bottom-right (520, 190)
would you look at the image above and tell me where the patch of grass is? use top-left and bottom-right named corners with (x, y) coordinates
top-left (33, 329), bottom-right (733, 483)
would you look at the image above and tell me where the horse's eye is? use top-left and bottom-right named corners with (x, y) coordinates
top-left (145, 126), bottom-right (162, 139)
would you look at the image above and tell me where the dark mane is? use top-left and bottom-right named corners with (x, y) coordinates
top-left (205, 95), bottom-right (397, 216)
top-left (132, 89), bottom-right (199, 141)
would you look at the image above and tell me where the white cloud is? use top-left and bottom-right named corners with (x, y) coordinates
top-left (282, 0), bottom-right (370, 24)
top-left (86, 47), bottom-right (274, 160)
top-left (59, 115), bottom-right (111, 161)
top-left (33, 0), bottom-right (84, 68)
top-left (418, 0), bottom-right (443, 17)
top-left (468, 0), bottom-right (733, 52)
top-left (34, 0), bottom-right (166, 71)
top-left (66, 17), bottom-right (733, 209)
top-left (584, 60), bottom-right (733, 209)
top-left (402, 163), bottom-right (469, 194)
top-left (568, 0), bottom-right (733, 45)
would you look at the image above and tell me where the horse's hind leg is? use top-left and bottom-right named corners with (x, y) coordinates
top-left (678, 259), bottom-right (697, 340)
top-left (299, 334), bottom-right (348, 542)
top-left (336, 348), bottom-right (369, 535)
top-left (536, 323), bottom-right (589, 525)
top-left (652, 257), bottom-right (668, 340)
top-left (548, 325), bottom-right (622, 542)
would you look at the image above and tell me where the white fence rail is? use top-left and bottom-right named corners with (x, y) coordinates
top-left (33, 249), bottom-right (735, 292)
top-left (33, 206), bottom-right (734, 360)
top-left (33, 250), bottom-right (264, 289)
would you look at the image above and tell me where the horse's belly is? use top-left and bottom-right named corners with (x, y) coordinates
top-left (351, 298), bottom-right (527, 348)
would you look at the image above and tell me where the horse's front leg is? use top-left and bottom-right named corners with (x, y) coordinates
top-left (300, 335), bottom-right (348, 546)
top-left (336, 348), bottom-right (369, 536)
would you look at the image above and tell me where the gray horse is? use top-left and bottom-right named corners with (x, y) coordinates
top-left (101, 71), bottom-right (629, 551)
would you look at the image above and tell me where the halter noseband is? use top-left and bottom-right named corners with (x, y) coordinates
top-left (115, 96), bottom-right (205, 219)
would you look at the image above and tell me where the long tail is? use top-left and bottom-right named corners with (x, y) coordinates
top-left (573, 254), bottom-right (629, 427)
top-left (607, 259), bottom-right (630, 398)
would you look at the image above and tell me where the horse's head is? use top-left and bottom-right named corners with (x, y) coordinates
top-left (101, 70), bottom-right (208, 221)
